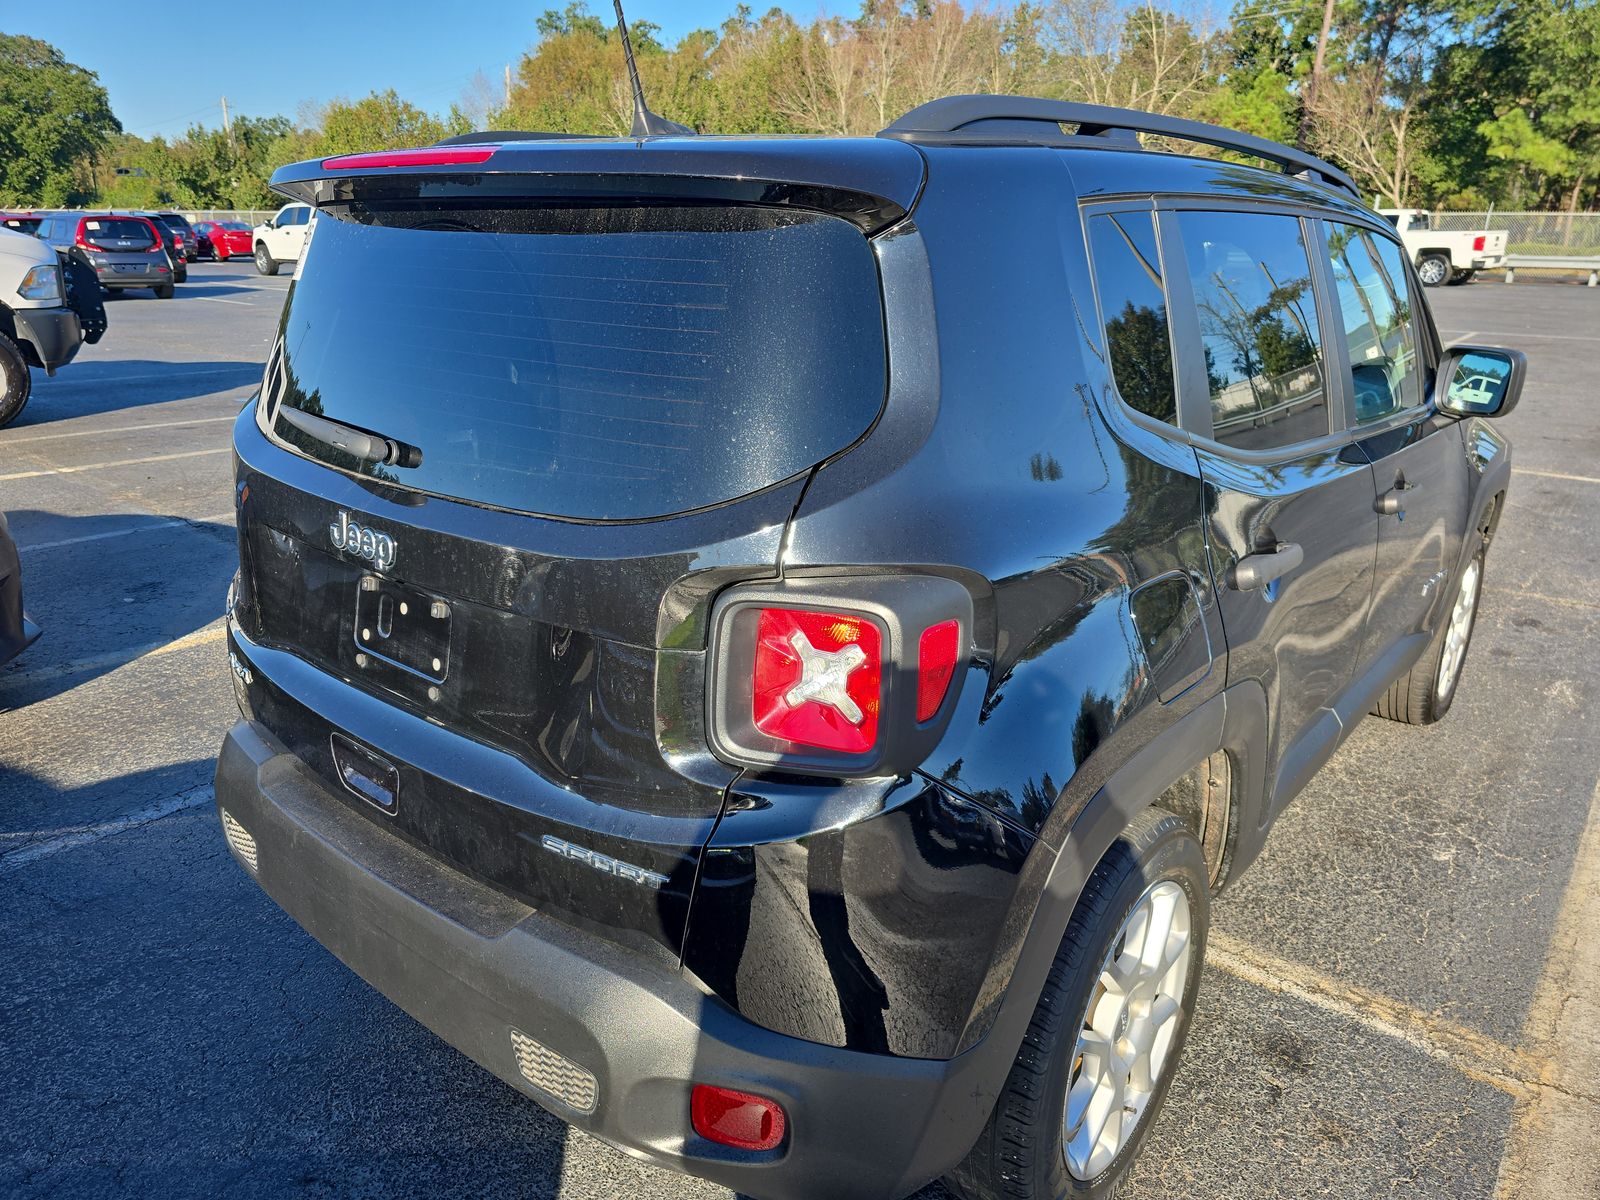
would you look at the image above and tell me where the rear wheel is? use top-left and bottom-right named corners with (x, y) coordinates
top-left (945, 808), bottom-right (1208, 1200)
top-left (154, 283), bottom-right (175, 299)
top-left (1416, 253), bottom-right (1451, 287)
top-left (1372, 544), bottom-right (1488, 725)
top-left (255, 243), bottom-right (279, 276)
top-left (1447, 269), bottom-right (1476, 285)
top-left (175, 264), bottom-right (188, 283)
top-left (0, 331), bottom-right (33, 428)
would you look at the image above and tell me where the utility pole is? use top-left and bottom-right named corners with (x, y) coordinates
top-left (221, 95), bottom-right (234, 150)
top-left (1299, 0), bottom-right (1337, 151)
top-left (504, 63), bottom-right (512, 110)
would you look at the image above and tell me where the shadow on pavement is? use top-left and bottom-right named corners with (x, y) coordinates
top-left (18, 360), bottom-right (261, 424)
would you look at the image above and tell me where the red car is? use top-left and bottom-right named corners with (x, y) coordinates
top-left (193, 220), bottom-right (253, 261)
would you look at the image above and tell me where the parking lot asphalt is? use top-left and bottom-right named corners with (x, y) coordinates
top-left (1, 267), bottom-right (1597, 1200)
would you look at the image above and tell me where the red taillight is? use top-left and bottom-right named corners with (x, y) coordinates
top-left (916, 619), bottom-right (961, 721)
top-left (1473, 235), bottom-right (1486, 252)
top-left (320, 146), bottom-right (497, 170)
top-left (753, 607), bottom-right (881, 753)
top-left (691, 1085), bottom-right (786, 1152)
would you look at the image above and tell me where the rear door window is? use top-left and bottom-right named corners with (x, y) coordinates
top-left (263, 203), bottom-right (888, 520)
top-left (1174, 210), bottom-right (1328, 452)
top-left (1085, 211), bottom-right (1177, 425)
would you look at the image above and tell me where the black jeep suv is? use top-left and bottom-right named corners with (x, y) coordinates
top-left (214, 97), bottom-right (1523, 1200)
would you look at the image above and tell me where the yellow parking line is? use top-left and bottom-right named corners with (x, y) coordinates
top-left (1494, 776), bottom-right (1600, 1199)
top-left (1207, 931), bottom-right (1552, 1100)
top-left (1486, 586), bottom-right (1600, 613)
top-left (0, 447), bottom-right (230, 482)
top-left (2, 623), bottom-right (227, 686)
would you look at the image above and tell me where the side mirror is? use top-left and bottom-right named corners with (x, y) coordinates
top-left (1437, 344), bottom-right (1527, 419)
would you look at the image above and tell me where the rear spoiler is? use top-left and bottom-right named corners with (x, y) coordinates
top-left (267, 138), bottom-right (927, 235)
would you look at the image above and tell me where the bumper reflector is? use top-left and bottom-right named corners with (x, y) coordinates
top-left (509, 1028), bottom-right (598, 1113)
top-left (691, 1083), bottom-right (787, 1151)
top-left (219, 809), bottom-right (258, 872)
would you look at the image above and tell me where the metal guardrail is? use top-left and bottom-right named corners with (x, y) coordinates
top-left (1503, 255), bottom-right (1600, 286)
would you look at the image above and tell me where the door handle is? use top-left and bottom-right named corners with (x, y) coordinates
top-left (1229, 542), bottom-right (1303, 591)
top-left (1375, 482), bottom-right (1415, 515)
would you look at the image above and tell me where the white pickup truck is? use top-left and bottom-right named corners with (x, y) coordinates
top-left (1378, 208), bottom-right (1508, 287)
top-left (0, 227), bottom-right (107, 427)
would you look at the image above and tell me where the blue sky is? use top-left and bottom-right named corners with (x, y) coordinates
top-left (11, 1), bottom-right (853, 139)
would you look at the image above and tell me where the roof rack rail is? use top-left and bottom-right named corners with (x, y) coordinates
top-left (879, 95), bottom-right (1360, 200)
top-left (434, 131), bottom-right (594, 146)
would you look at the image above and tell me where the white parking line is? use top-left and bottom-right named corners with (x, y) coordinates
top-left (0, 415), bottom-right (238, 444)
top-left (0, 784), bottom-right (213, 875)
top-left (36, 366), bottom-right (256, 388)
top-left (20, 511), bottom-right (235, 554)
top-left (0, 447), bottom-right (230, 482)
top-left (189, 296), bottom-right (254, 306)
top-left (1513, 468), bottom-right (1600, 485)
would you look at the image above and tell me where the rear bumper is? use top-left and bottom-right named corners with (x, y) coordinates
top-left (214, 718), bottom-right (986, 1200)
top-left (95, 265), bottom-right (169, 288)
top-left (11, 306), bottom-right (83, 373)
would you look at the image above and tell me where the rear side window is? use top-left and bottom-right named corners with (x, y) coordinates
top-left (1086, 211), bottom-right (1177, 425)
top-left (80, 218), bottom-right (156, 246)
top-left (264, 204), bottom-right (887, 520)
top-left (1323, 224), bottom-right (1421, 423)
top-left (1175, 210), bottom-right (1327, 452)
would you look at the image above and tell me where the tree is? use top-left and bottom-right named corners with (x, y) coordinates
top-left (313, 90), bottom-right (461, 159)
top-left (1474, 2), bottom-right (1600, 213)
top-left (0, 34), bottom-right (121, 206)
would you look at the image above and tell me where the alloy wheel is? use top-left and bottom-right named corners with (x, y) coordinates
top-left (1435, 557), bottom-right (1481, 703)
top-left (1063, 879), bottom-right (1194, 1180)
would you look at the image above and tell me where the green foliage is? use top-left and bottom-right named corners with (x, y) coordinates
top-left (314, 90), bottom-right (459, 158)
top-left (0, 34), bottom-right (120, 206)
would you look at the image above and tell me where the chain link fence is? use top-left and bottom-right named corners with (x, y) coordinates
top-left (1430, 211), bottom-right (1600, 258)
top-left (178, 210), bottom-right (276, 226)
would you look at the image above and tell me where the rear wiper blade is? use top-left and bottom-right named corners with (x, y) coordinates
top-left (277, 405), bottom-right (422, 469)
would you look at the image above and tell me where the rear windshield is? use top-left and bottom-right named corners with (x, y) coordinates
top-left (82, 218), bottom-right (155, 244)
top-left (263, 204), bottom-right (887, 520)
top-left (219, 221), bottom-right (249, 231)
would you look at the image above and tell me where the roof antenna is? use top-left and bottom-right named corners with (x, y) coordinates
top-left (612, 0), bottom-right (694, 137)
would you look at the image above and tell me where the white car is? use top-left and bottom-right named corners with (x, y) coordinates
top-left (0, 227), bottom-right (103, 426)
top-left (1378, 208), bottom-right (1508, 287)
top-left (253, 203), bottom-right (314, 276)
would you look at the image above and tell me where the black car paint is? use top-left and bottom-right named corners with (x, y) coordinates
top-left (216, 133), bottom-right (1512, 1200)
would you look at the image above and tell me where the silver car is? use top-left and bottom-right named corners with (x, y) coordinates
top-left (34, 212), bottom-right (176, 298)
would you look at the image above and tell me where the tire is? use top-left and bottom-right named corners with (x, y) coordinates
top-left (1416, 253), bottom-right (1451, 287)
top-left (216, 252), bottom-right (229, 262)
top-left (175, 263), bottom-right (188, 283)
top-left (255, 243), bottom-right (279, 276)
top-left (154, 284), bottom-right (175, 299)
top-left (1371, 543), bottom-right (1488, 725)
top-left (0, 331), bottom-right (33, 428)
top-left (945, 808), bottom-right (1209, 1200)
top-left (1447, 269), bottom-right (1476, 286)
